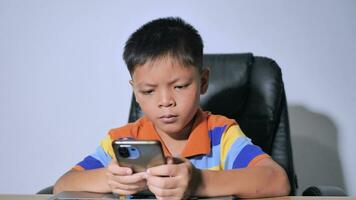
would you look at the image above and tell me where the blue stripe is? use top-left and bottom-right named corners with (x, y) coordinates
top-left (77, 155), bottom-right (104, 170)
top-left (189, 144), bottom-right (221, 169)
top-left (208, 125), bottom-right (227, 146)
top-left (91, 146), bottom-right (112, 167)
top-left (224, 136), bottom-right (251, 169)
top-left (232, 144), bottom-right (264, 169)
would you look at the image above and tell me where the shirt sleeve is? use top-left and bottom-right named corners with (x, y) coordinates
top-left (220, 125), bottom-right (270, 170)
top-left (73, 135), bottom-right (115, 171)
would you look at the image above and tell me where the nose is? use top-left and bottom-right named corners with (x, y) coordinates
top-left (158, 90), bottom-right (176, 108)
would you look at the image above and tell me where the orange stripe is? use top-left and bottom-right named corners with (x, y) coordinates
top-left (247, 154), bottom-right (270, 167)
top-left (72, 165), bottom-right (85, 171)
top-left (207, 112), bottom-right (237, 128)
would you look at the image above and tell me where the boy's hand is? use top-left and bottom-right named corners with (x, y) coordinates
top-left (106, 159), bottom-right (147, 195)
top-left (146, 157), bottom-right (201, 200)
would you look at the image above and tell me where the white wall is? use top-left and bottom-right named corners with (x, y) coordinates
top-left (0, 0), bottom-right (355, 196)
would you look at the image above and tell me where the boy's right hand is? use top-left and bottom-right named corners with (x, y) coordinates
top-left (106, 159), bottom-right (147, 195)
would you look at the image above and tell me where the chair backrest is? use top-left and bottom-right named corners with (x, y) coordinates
top-left (128, 53), bottom-right (298, 195)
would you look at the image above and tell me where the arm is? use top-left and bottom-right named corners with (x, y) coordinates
top-left (195, 157), bottom-right (291, 198)
top-left (146, 157), bottom-right (290, 199)
top-left (53, 168), bottom-right (110, 194)
top-left (53, 159), bottom-right (147, 195)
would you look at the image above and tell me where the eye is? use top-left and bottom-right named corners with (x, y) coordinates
top-left (174, 84), bottom-right (189, 90)
top-left (140, 90), bottom-right (154, 95)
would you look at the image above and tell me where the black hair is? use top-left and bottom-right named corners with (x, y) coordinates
top-left (123, 17), bottom-right (204, 75)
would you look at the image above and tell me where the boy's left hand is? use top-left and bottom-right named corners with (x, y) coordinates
top-left (146, 157), bottom-right (200, 200)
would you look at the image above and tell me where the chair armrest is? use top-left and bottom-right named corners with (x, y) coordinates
top-left (302, 185), bottom-right (347, 196)
top-left (37, 186), bottom-right (54, 194)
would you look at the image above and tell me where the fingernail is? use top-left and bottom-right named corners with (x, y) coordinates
top-left (126, 168), bottom-right (131, 174)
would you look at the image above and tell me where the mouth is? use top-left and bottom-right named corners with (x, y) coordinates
top-left (159, 114), bottom-right (178, 123)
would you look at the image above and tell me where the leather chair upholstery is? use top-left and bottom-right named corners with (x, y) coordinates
top-left (128, 53), bottom-right (298, 195)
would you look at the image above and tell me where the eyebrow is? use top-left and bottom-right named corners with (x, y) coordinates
top-left (135, 77), bottom-right (193, 88)
top-left (136, 82), bottom-right (157, 88)
top-left (169, 76), bottom-right (194, 84)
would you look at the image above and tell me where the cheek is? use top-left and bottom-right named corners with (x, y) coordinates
top-left (178, 88), bottom-right (200, 105)
top-left (134, 93), bottom-right (143, 105)
top-left (190, 85), bottom-right (201, 98)
top-left (134, 93), bottom-right (147, 107)
top-left (135, 95), bottom-right (156, 110)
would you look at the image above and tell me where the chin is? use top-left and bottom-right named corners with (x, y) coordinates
top-left (162, 127), bottom-right (182, 135)
top-left (158, 125), bottom-right (184, 135)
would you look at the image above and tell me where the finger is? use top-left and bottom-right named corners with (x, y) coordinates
top-left (147, 183), bottom-right (180, 197)
top-left (147, 164), bottom-right (177, 177)
top-left (108, 179), bottom-right (146, 191)
top-left (107, 162), bottom-right (132, 175)
top-left (111, 187), bottom-right (137, 196)
top-left (155, 195), bottom-right (179, 200)
top-left (146, 175), bottom-right (177, 189)
top-left (110, 171), bottom-right (147, 184)
top-left (166, 156), bottom-right (174, 164)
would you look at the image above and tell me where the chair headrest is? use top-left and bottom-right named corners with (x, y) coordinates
top-left (201, 53), bottom-right (253, 118)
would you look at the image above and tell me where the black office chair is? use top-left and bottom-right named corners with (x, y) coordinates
top-left (128, 53), bottom-right (345, 196)
top-left (37, 53), bottom-right (345, 196)
top-left (128, 53), bottom-right (297, 195)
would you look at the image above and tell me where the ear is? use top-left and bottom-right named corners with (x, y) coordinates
top-left (200, 68), bottom-right (210, 94)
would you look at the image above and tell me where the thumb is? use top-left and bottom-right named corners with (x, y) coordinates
top-left (166, 156), bottom-right (174, 164)
top-left (166, 156), bottom-right (186, 164)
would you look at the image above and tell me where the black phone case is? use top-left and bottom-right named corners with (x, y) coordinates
top-left (112, 140), bottom-right (166, 173)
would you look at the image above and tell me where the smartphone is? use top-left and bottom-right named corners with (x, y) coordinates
top-left (112, 140), bottom-right (166, 173)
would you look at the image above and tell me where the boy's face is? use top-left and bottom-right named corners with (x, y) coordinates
top-left (130, 56), bottom-right (209, 139)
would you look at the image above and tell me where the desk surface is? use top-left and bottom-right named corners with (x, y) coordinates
top-left (0, 195), bottom-right (355, 200)
top-left (0, 195), bottom-right (51, 200)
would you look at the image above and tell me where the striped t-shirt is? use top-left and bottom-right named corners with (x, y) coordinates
top-left (73, 110), bottom-right (269, 171)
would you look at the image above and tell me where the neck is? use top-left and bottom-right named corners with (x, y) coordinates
top-left (157, 112), bottom-right (197, 156)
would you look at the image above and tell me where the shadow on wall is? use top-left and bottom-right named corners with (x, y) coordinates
top-left (288, 105), bottom-right (346, 195)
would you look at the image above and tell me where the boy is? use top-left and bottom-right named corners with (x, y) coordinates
top-left (54, 17), bottom-right (290, 199)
